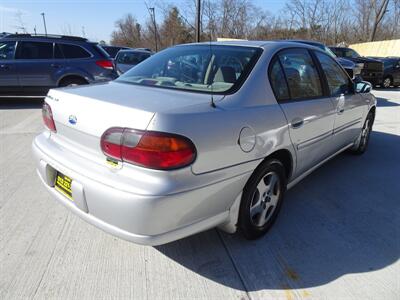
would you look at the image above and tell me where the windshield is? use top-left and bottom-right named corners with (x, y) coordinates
top-left (117, 52), bottom-right (151, 65)
top-left (343, 48), bottom-right (360, 58)
top-left (116, 45), bottom-right (262, 94)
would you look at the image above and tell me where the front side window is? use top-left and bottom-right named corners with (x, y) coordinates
top-left (315, 51), bottom-right (351, 96)
top-left (0, 41), bottom-right (16, 60)
top-left (57, 44), bottom-right (91, 59)
top-left (278, 49), bottom-right (323, 99)
top-left (16, 41), bottom-right (53, 59)
top-left (116, 45), bottom-right (262, 94)
top-left (383, 60), bottom-right (395, 70)
top-left (269, 59), bottom-right (289, 101)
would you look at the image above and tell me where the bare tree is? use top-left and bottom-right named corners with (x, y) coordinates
top-left (370, 0), bottom-right (390, 41)
top-left (110, 14), bottom-right (142, 47)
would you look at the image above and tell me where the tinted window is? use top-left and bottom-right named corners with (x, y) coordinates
top-left (315, 52), bottom-right (351, 96)
top-left (58, 44), bottom-right (91, 59)
top-left (269, 59), bottom-right (289, 100)
top-left (117, 52), bottom-right (149, 65)
top-left (278, 49), bottom-right (323, 99)
top-left (0, 41), bottom-right (16, 60)
top-left (117, 45), bottom-right (262, 94)
top-left (343, 48), bottom-right (360, 59)
top-left (54, 44), bottom-right (64, 58)
top-left (330, 48), bottom-right (342, 57)
top-left (383, 60), bottom-right (396, 70)
top-left (16, 42), bottom-right (53, 59)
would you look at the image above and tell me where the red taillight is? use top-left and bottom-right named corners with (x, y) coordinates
top-left (100, 128), bottom-right (196, 170)
top-left (96, 59), bottom-right (114, 70)
top-left (42, 102), bottom-right (56, 132)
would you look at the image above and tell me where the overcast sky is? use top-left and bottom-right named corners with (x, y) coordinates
top-left (0, 0), bottom-right (285, 43)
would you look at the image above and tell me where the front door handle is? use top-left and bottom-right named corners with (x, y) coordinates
top-left (51, 64), bottom-right (61, 68)
top-left (291, 118), bottom-right (304, 129)
top-left (0, 64), bottom-right (10, 70)
top-left (338, 108), bottom-right (345, 114)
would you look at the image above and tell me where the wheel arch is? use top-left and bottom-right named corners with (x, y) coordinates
top-left (262, 148), bottom-right (294, 181)
top-left (57, 74), bottom-right (89, 86)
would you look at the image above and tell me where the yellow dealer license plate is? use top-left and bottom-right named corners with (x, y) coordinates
top-left (55, 172), bottom-right (73, 201)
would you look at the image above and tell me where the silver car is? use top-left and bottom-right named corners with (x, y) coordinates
top-left (33, 41), bottom-right (376, 245)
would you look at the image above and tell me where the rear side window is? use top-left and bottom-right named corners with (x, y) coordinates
top-left (16, 41), bottom-right (53, 59)
top-left (0, 41), bottom-right (16, 60)
top-left (269, 59), bottom-right (290, 101)
top-left (315, 52), bottom-right (351, 96)
top-left (278, 49), bottom-right (323, 100)
top-left (57, 44), bottom-right (91, 59)
top-left (117, 52), bottom-right (150, 64)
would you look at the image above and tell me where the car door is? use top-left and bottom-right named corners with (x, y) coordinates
top-left (270, 48), bottom-right (336, 177)
top-left (0, 40), bottom-right (19, 90)
top-left (314, 51), bottom-right (366, 148)
top-left (15, 41), bottom-right (57, 88)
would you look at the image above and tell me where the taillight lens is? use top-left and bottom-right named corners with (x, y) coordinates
top-left (96, 59), bottom-right (114, 70)
top-left (100, 128), bottom-right (196, 170)
top-left (42, 102), bottom-right (56, 132)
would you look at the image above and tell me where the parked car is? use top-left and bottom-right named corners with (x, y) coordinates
top-left (330, 47), bottom-right (384, 87)
top-left (368, 57), bottom-right (400, 88)
top-left (115, 49), bottom-right (152, 74)
top-left (33, 41), bottom-right (376, 245)
top-left (101, 45), bottom-right (131, 58)
top-left (0, 34), bottom-right (117, 97)
top-left (289, 40), bottom-right (362, 78)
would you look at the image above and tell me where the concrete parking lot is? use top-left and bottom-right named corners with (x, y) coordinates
top-left (1, 90), bottom-right (399, 299)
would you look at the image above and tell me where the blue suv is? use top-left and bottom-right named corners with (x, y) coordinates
top-left (0, 34), bottom-right (118, 97)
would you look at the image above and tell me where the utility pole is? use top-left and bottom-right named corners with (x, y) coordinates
top-left (34, 26), bottom-right (37, 35)
top-left (149, 7), bottom-right (158, 52)
top-left (196, 0), bottom-right (201, 42)
top-left (41, 13), bottom-right (47, 36)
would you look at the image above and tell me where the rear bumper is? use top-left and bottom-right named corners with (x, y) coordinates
top-left (32, 133), bottom-right (250, 245)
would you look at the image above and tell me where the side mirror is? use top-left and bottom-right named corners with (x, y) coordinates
top-left (355, 81), bottom-right (372, 93)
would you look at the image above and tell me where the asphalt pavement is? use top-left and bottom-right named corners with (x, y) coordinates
top-left (1, 89), bottom-right (399, 299)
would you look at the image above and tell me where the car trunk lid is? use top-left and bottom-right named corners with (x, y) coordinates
top-left (45, 81), bottom-right (214, 163)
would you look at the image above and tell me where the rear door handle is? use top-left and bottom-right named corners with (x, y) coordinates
top-left (291, 118), bottom-right (304, 129)
top-left (338, 108), bottom-right (345, 114)
top-left (51, 64), bottom-right (61, 68)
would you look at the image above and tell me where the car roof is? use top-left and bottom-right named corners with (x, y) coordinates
top-left (176, 40), bottom-right (325, 51)
top-left (2, 33), bottom-right (92, 44)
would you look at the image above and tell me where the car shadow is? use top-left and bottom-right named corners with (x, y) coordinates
top-left (0, 98), bottom-right (44, 109)
top-left (376, 96), bottom-right (400, 107)
top-left (155, 130), bottom-right (400, 291)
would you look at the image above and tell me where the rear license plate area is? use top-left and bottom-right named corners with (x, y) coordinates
top-left (55, 172), bottom-right (73, 201)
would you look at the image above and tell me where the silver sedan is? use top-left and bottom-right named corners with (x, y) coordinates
top-left (33, 41), bottom-right (376, 245)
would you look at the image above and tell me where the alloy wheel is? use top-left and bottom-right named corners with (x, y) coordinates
top-left (383, 78), bottom-right (391, 88)
top-left (249, 172), bottom-right (281, 227)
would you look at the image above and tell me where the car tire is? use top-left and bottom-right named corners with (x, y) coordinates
top-left (59, 77), bottom-right (88, 87)
top-left (382, 76), bottom-right (392, 88)
top-left (238, 159), bottom-right (287, 240)
top-left (350, 112), bottom-right (374, 155)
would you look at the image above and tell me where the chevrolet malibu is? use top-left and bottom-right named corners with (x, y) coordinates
top-left (33, 41), bottom-right (376, 245)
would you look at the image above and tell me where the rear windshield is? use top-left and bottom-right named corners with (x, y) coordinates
top-left (117, 52), bottom-right (151, 65)
top-left (116, 45), bottom-right (262, 94)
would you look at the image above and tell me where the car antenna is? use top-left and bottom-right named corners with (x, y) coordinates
top-left (208, 33), bottom-right (216, 108)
